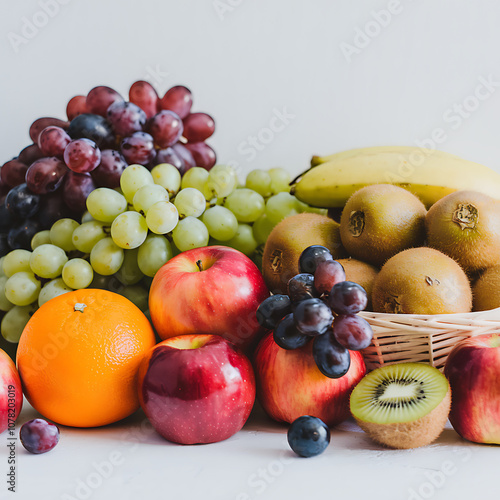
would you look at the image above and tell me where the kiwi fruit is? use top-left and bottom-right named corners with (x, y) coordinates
top-left (426, 190), bottom-right (500, 274)
top-left (372, 247), bottom-right (472, 315)
top-left (472, 265), bottom-right (500, 311)
top-left (337, 258), bottom-right (379, 310)
top-left (350, 362), bottom-right (451, 449)
top-left (340, 184), bottom-right (426, 267)
top-left (262, 213), bottom-right (345, 294)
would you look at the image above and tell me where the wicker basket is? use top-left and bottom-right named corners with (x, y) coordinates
top-left (359, 307), bottom-right (500, 372)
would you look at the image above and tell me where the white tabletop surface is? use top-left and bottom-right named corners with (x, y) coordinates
top-left (4, 398), bottom-right (498, 500)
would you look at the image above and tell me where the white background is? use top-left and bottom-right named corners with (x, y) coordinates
top-left (2, 0), bottom-right (500, 180)
top-left (2, 1), bottom-right (500, 500)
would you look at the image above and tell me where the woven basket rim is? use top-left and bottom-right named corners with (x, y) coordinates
top-left (359, 306), bottom-right (500, 321)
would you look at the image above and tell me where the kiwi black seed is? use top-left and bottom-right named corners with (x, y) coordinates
top-left (350, 362), bottom-right (451, 449)
top-left (339, 184), bottom-right (427, 267)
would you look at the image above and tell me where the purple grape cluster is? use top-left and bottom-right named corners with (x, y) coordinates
top-left (0, 82), bottom-right (217, 256)
top-left (256, 245), bottom-right (374, 378)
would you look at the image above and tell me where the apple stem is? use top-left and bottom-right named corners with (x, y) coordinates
top-left (196, 260), bottom-right (203, 272)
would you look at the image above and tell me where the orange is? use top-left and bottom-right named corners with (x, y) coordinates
top-left (16, 289), bottom-right (156, 428)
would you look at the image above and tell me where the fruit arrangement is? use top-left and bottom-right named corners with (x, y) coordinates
top-left (0, 83), bottom-right (327, 349)
top-left (3, 81), bottom-right (500, 465)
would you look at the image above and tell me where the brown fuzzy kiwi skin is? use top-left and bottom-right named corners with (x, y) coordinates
top-left (472, 264), bottom-right (500, 311)
top-left (425, 191), bottom-right (500, 275)
top-left (339, 184), bottom-right (427, 267)
top-left (354, 388), bottom-right (451, 449)
top-left (337, 258), bottom-right (379, 310)
top-left (371, 247), bottom-right (472, 315)
top-left (262, 213), bottom-right (345, 294)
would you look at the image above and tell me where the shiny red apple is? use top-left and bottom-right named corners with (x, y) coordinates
top-left (1, 348), bottom-right (23, 434)
top-left (149, 245), bottom-right (269, 352)
top-left (137, 334), bottom-right (256, 445)
top-left (445, 334), bottom-right (500, 444)
top-left (254, 331), bottom-right (366, 426)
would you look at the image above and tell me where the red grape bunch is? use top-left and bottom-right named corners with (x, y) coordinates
top-left (0, 82), bottom-right (216, 256)
top-left (256, 245), bottom-right (374, 378)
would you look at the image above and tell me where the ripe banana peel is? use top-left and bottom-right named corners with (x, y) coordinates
top-left (291, 146), bottom-right (500, 208)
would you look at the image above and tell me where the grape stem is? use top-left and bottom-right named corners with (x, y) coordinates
top-left (196, 260), bottom-right (203, 272)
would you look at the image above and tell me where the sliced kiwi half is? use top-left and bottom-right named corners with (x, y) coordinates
top-left (350, 362), bottom-right (451, 449)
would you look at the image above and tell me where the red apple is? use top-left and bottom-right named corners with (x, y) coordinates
top-left (1, 348), bottom-right (23, 434)
top-left (137, 334), bottom-right (256, 444)
top-left (445, 334), bottom-right (500, 444)
top-left (149, 245), bottom-right (269, 352)
top-left (254, 331), bottom-right (366, 426)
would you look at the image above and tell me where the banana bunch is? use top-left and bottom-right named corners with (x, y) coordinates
top-left (291, 146), bottom-right (500, 208)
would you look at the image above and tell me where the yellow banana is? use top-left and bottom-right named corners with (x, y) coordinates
top-left (292, 146), bottom-right (500, 208)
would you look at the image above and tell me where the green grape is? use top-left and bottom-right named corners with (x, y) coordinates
top-left (174, 188), bottom-right (206, 218)
top-left (72, 221), bottom-right (109, 254)
top-left (245, 169), bottom-right (272, 197)
top-left (90, 237), bottom-right (125, 276)
top-left (120, 164), bottom-right (154, 203)
top-left (62, 258), bottom-right (94, 289)
top-left (224, 188), bottom-right (265, 223)
top-left (201, 206), bottom-right (238, 241)
top-left (1, 304), bottom-right (37, 343)
top-left (38, 278), bottom-right (73, 307)
top-left (252, 214), bottom-right (277, 245)
top-left (86, 188), bottom-right (128, 223)
top-left (0, 276), bottom-right (14, 312)
top-left (151, 163), bottom-right (182, 197)
top-left (172, 217), bottom-right (209, 252)
top-left (181, 167), bottom-right (209, 192)
top-left (81, 211), bottom-right (95, 223)
top-left (50, 218), bottom-right (79, 252)
top-left (137, 234), bottom-right (173, 277)
top-left (265, 192), bottom-right (299, 225)
top-left (111, 211), bottom-right (148, 249)
top-left (5, 271), bottom-right (41, 306)
top-left (269, 167), bottom-right (291, 194)
top-left (133, 184), bottom-right (169, 214)
top-left (115, 248), bottom-right (143, 285)
top-left (31, 230), bottom-right (52, 250)
top-left (3, 249), bottom-right (32, 277)
top-left (29, 244), bottom-right (68, 279)
top-left (118, 285), bottom-right (149, 312)
top-left (203, 165), bottom-right (238, 199)
top-left (146, 201), bottom-right (179, 234)
top-left (299, 204), bottom-right (328, 216)
top-left (222, 223), bottom-right (258, 256)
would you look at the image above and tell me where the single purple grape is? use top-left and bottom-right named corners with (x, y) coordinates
top-left (64, 138), bottom-right (101, 173)
top-left (333, 314), bottom-right (373, 351)
top-left (20, 418), bottom-right (60, 454)
top-left (29, 117), bottom-right (69, 144)
top-left (1, 159), bottom-right (29, 188)
top-left (91, 149), bottom-right (128, 188)
top-left (5, 183), bottom-right (40, 218)
top-left (121, 132), bottom-right (156, 165)
top-left (18, 144), bottom-right (44, 165)
top-left (86, 85), bottom-right (124, 117)
top-left (312, 328), bottom-right (351, 378)
top-left (314, 260), bottom-right (346, 294)
top-left (293, 298), bottom-right (334, 336)
top-left (299, 245), bottom-right (334, 274)
top-left (155, 147), bottom-right (184, 172)
top-left (26, 157), bottom-right (68, 194)
top-left (160, 85), bottom-right (192, 119)
top-left (38, 126), bottom-right (71, 158)
top-left (184, 142), bottom-right (216, 170)
top-left (63, 171), bottom-right (96, 213)
top-left (172, 143), bottom-right (196, 170)
top-left (273, 313), bottom-right (310, 350)
top-left (107, 101), bottom-right (147, 137)
top-left (287, 273), bottom-right (319, 303)
top-left (256, 294), bottom-right (292, 329)
top-left (149, 110), bottom-right (184, 149)
top-left (129, 81), bottom-right (159, 120)
top-left (328, 281), bottom-right (368, 315)
top-left (183, 113), bottom-right (215, 143)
